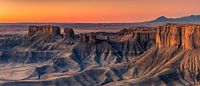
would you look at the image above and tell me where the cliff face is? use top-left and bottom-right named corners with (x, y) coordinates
top-left (181, 25), bottom-right (200, 49)
top-left (156, 23), bottom-right (200, 49)
top-left (133, 31), bottom-right (156, 50)
top-left (156, 24), bottom-right (182, 48)
top-left (25, 25), bottom-right (77, 50)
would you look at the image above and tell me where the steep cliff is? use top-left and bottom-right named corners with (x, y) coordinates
top-left (156, 23), bottom-right (200, 49)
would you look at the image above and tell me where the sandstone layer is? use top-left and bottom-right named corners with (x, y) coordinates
top-left (157, 23), bottom-right (200, 49)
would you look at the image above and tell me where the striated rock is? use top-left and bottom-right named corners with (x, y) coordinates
top-left (28, 25), bottom-right (61, 36)
top-left (0, 34), bottom-right (22, 48)
top-left (156, 24), bottom-right (181, 48)
top-left (179, 50), bottom-right (200, 83)
top-left (134, 32), bottom-right (156, 50)
top-left (0, 50), bottom-right (58, 63)
top-left (63, 28), bottom-right (75, 39)
top-left (156, 23), bottom-right (200, 49)
top-left (134, 31), bottom-right (156, 42)
top-left (181, 25), bottom-right (200, 49)
top-left (118, 28), bottom-right (157, 53)
top-left (136, 32), bottom-right (152, 41)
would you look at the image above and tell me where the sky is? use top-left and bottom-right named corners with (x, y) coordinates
top-left (0, 0), bottom-right (200, 23)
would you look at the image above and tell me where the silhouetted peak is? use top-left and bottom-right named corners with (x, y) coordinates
top-left (150, 15), bottom-right (200, 23)
top-left (153, 16), bottom-right (169, 22)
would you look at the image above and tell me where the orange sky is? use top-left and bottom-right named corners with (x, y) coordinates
top-left (0, 0), bottom-right (200, 23)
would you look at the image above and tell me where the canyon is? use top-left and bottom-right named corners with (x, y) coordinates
top-left (0, 23), bottom-right (200, 86)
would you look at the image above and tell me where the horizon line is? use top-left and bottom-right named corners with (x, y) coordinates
top-left (1, 14), bottom-right (198, 24)
top-left (0, 21), bottom-right (144, 24)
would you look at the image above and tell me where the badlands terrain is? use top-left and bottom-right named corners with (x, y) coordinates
top-left (1, 15), bottom-right (200, 86)
top-left (1, 23), bottom-right (200, 86)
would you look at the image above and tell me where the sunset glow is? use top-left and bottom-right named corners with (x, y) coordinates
top-left (0, 0), bottom-right (200, 23)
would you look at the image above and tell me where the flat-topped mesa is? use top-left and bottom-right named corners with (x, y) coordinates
top-left (156, 23), bottom-right (200, 49)
top-left (63, 28), bottom-right (75, 39)
top-left (28, 25), bottom-right (61, 36)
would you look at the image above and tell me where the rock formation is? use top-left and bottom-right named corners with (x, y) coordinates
top-left (28, 25), bottom-right (61, 36)
top-left (80, 33), bottom-right (97, 43)
top-left (120, 23), bottom-right (200, 85)
top-left (156, 23), bottom-right (200, 49)
top-left (134, 32), bottom-right (156, 50)
top-left (63, 28), bottom-right (75, 39)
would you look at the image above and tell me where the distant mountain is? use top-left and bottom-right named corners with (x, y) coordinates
top-left (149, 15), bottom-right (200, 23)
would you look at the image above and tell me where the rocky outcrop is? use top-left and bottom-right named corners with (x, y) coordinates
top-left (80, 33), bottom-right (97, 43)
top-left (181, 25), bottom-right (200, 49)
top-left (26, 26), bottom-right (76, 50)
top-left (28, 25), bottom-right (61, 36)
top-left (156, 23), bottom-right (200, 49)
top-left (63, 28), bottom-right (75, 39)
top-left (118, 28), bottom-right (157, 53)
top-left (156, 24), bottom-right (181, 48)
top-left (28, 26), bottom-right (76, 40)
